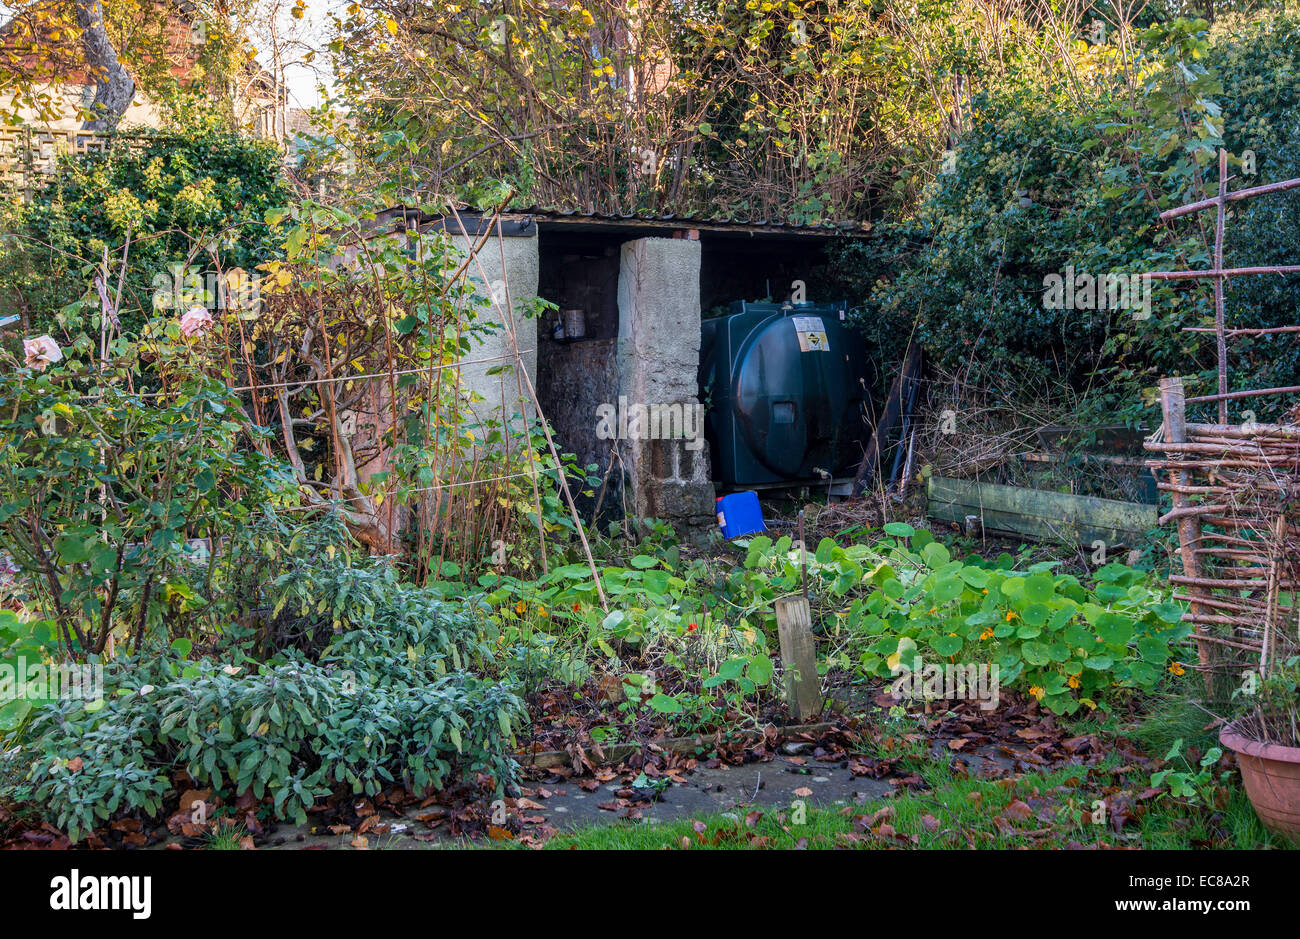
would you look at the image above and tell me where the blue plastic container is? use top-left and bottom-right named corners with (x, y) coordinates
top-left (715, 491), bottom-right (766, 539)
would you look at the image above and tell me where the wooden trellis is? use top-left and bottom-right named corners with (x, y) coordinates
top-left (1144, 150), bottom-right (1300, 688)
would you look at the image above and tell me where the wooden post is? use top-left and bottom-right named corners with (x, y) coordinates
top-left (1213, 148), bottom-right (1229, 425)
top-left (1158, 376), bottom-right (1213, 691)
top-left (774, 596), bottom-right (822, 721)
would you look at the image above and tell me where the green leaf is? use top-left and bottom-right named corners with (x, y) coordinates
top-left (0, 698), bottom-right (31, 732)
top-left (931, 634), bottom-right (962, 657)
top-left (920, 541), bottom-right (951, 568)
top-left (1024, 575), bottom-right (1054, 603)
top-left (1096, 613), bottom-right (1133, 646)
top-left (647, 693), bottom-right (682, 714)
top-left (53, 535), bottom-right (91, 563)
top-left (1022, 641), bottom-right (1050, 666)
top-left (285, 224), bottom-right (308, 258)
top-left (1137, 636), bottom-right (1170, 663)
top-left (747, 653), bottom-right (774, 686)
top-left (1151, 602), bottom-right (1185, 625)
top-left (934, 575), bottom-right (963, 603)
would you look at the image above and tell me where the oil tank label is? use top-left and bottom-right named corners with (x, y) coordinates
top-left (792, 316), bottom-right (829, 352)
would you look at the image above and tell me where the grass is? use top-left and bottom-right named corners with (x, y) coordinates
top-left (530, 685), bottom-right (1293, 850)
top-left (543, 758), bottom-right (1290, 850)
top-left (1121, 687), bottom-right (1227, 757)
top-left (204, 822), bottom-right (249, 850)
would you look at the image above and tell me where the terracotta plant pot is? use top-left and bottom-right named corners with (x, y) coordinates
top-left (1220, 723), bottom-right (1300, 837)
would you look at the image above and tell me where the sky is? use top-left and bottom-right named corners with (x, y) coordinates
top-left (272, 0), bottom-right (343, 109)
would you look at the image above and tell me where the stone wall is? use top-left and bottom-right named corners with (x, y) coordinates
top-left (535, 337), bottom-right (622, 523)
top-left (616, 237), bottom-right (716, 541)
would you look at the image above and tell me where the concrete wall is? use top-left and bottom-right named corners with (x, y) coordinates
top-left (451, 231), bottom-right (539, 432)
top-left (616, 237), bottom-right (715, 541)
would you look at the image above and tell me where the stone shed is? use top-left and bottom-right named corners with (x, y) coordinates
top-left (386, 206), bottom-right (865, 540)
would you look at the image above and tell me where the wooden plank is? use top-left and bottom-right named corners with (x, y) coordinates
top-left (929, 502), bottom-right (1116, 544)
top-left (926, 495), bottom-right (1152, 545)
top-left (929, 502), bottom-right (1100, 544)
top-left (774, 597), bottom-right (823, 721)
top-left (927, 477), bottom-right (1157, 533)
top-left (926, 476), bottom-right (1157, 546)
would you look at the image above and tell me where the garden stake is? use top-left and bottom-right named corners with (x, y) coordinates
top-left (798, 509), bottom-right (808, 601)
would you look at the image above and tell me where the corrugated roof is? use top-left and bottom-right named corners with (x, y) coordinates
top-left (516, 205), bottom-right (870, 237)
top-left (379, 204), bottom-right (870, 239)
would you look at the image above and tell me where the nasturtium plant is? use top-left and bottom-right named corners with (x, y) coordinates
top-left (851, 528), bottom-right (1191, 714)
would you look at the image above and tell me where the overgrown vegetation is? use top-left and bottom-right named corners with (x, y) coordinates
top-left (1, 0), bottom-right (1297, 852)
top-left (2, 121), bottom-right (289, 338)
top-left (2, 521), bottom-right (524, 842)
top-left (831, 9), bottom-right (1300, 423)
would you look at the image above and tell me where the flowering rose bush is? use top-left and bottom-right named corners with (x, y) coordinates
top-left (178, 305), bottom-right (213, 339)
top-left (21, 335), bottom-right (62, 371)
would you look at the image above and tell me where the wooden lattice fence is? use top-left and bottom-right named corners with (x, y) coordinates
top-left (1148, 378), bottom-right (1300, 682)
top-left (1144, 152), bottom-right (1300, 689)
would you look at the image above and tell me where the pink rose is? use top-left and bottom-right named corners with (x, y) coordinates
top-left (22, 335), bottom-right (63, 371)
top-left (179, 305), bottom-right (214, 339)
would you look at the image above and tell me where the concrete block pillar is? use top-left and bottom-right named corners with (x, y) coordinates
top-left (616, 237), bottom-right (715, 541)
top-left (451, 230), bottom-right (539, 430)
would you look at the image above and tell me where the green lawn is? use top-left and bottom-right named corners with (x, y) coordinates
top-left (543, 760), bottom-right (1289, 850)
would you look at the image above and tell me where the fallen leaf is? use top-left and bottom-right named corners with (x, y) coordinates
top-left (1004, 800), bottom-right (1034, 822)
top-left (863, 805), bottom-right (896, 828)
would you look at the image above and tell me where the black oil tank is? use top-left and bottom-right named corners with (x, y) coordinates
top-left (699, 301), bottom-right (870, 487)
